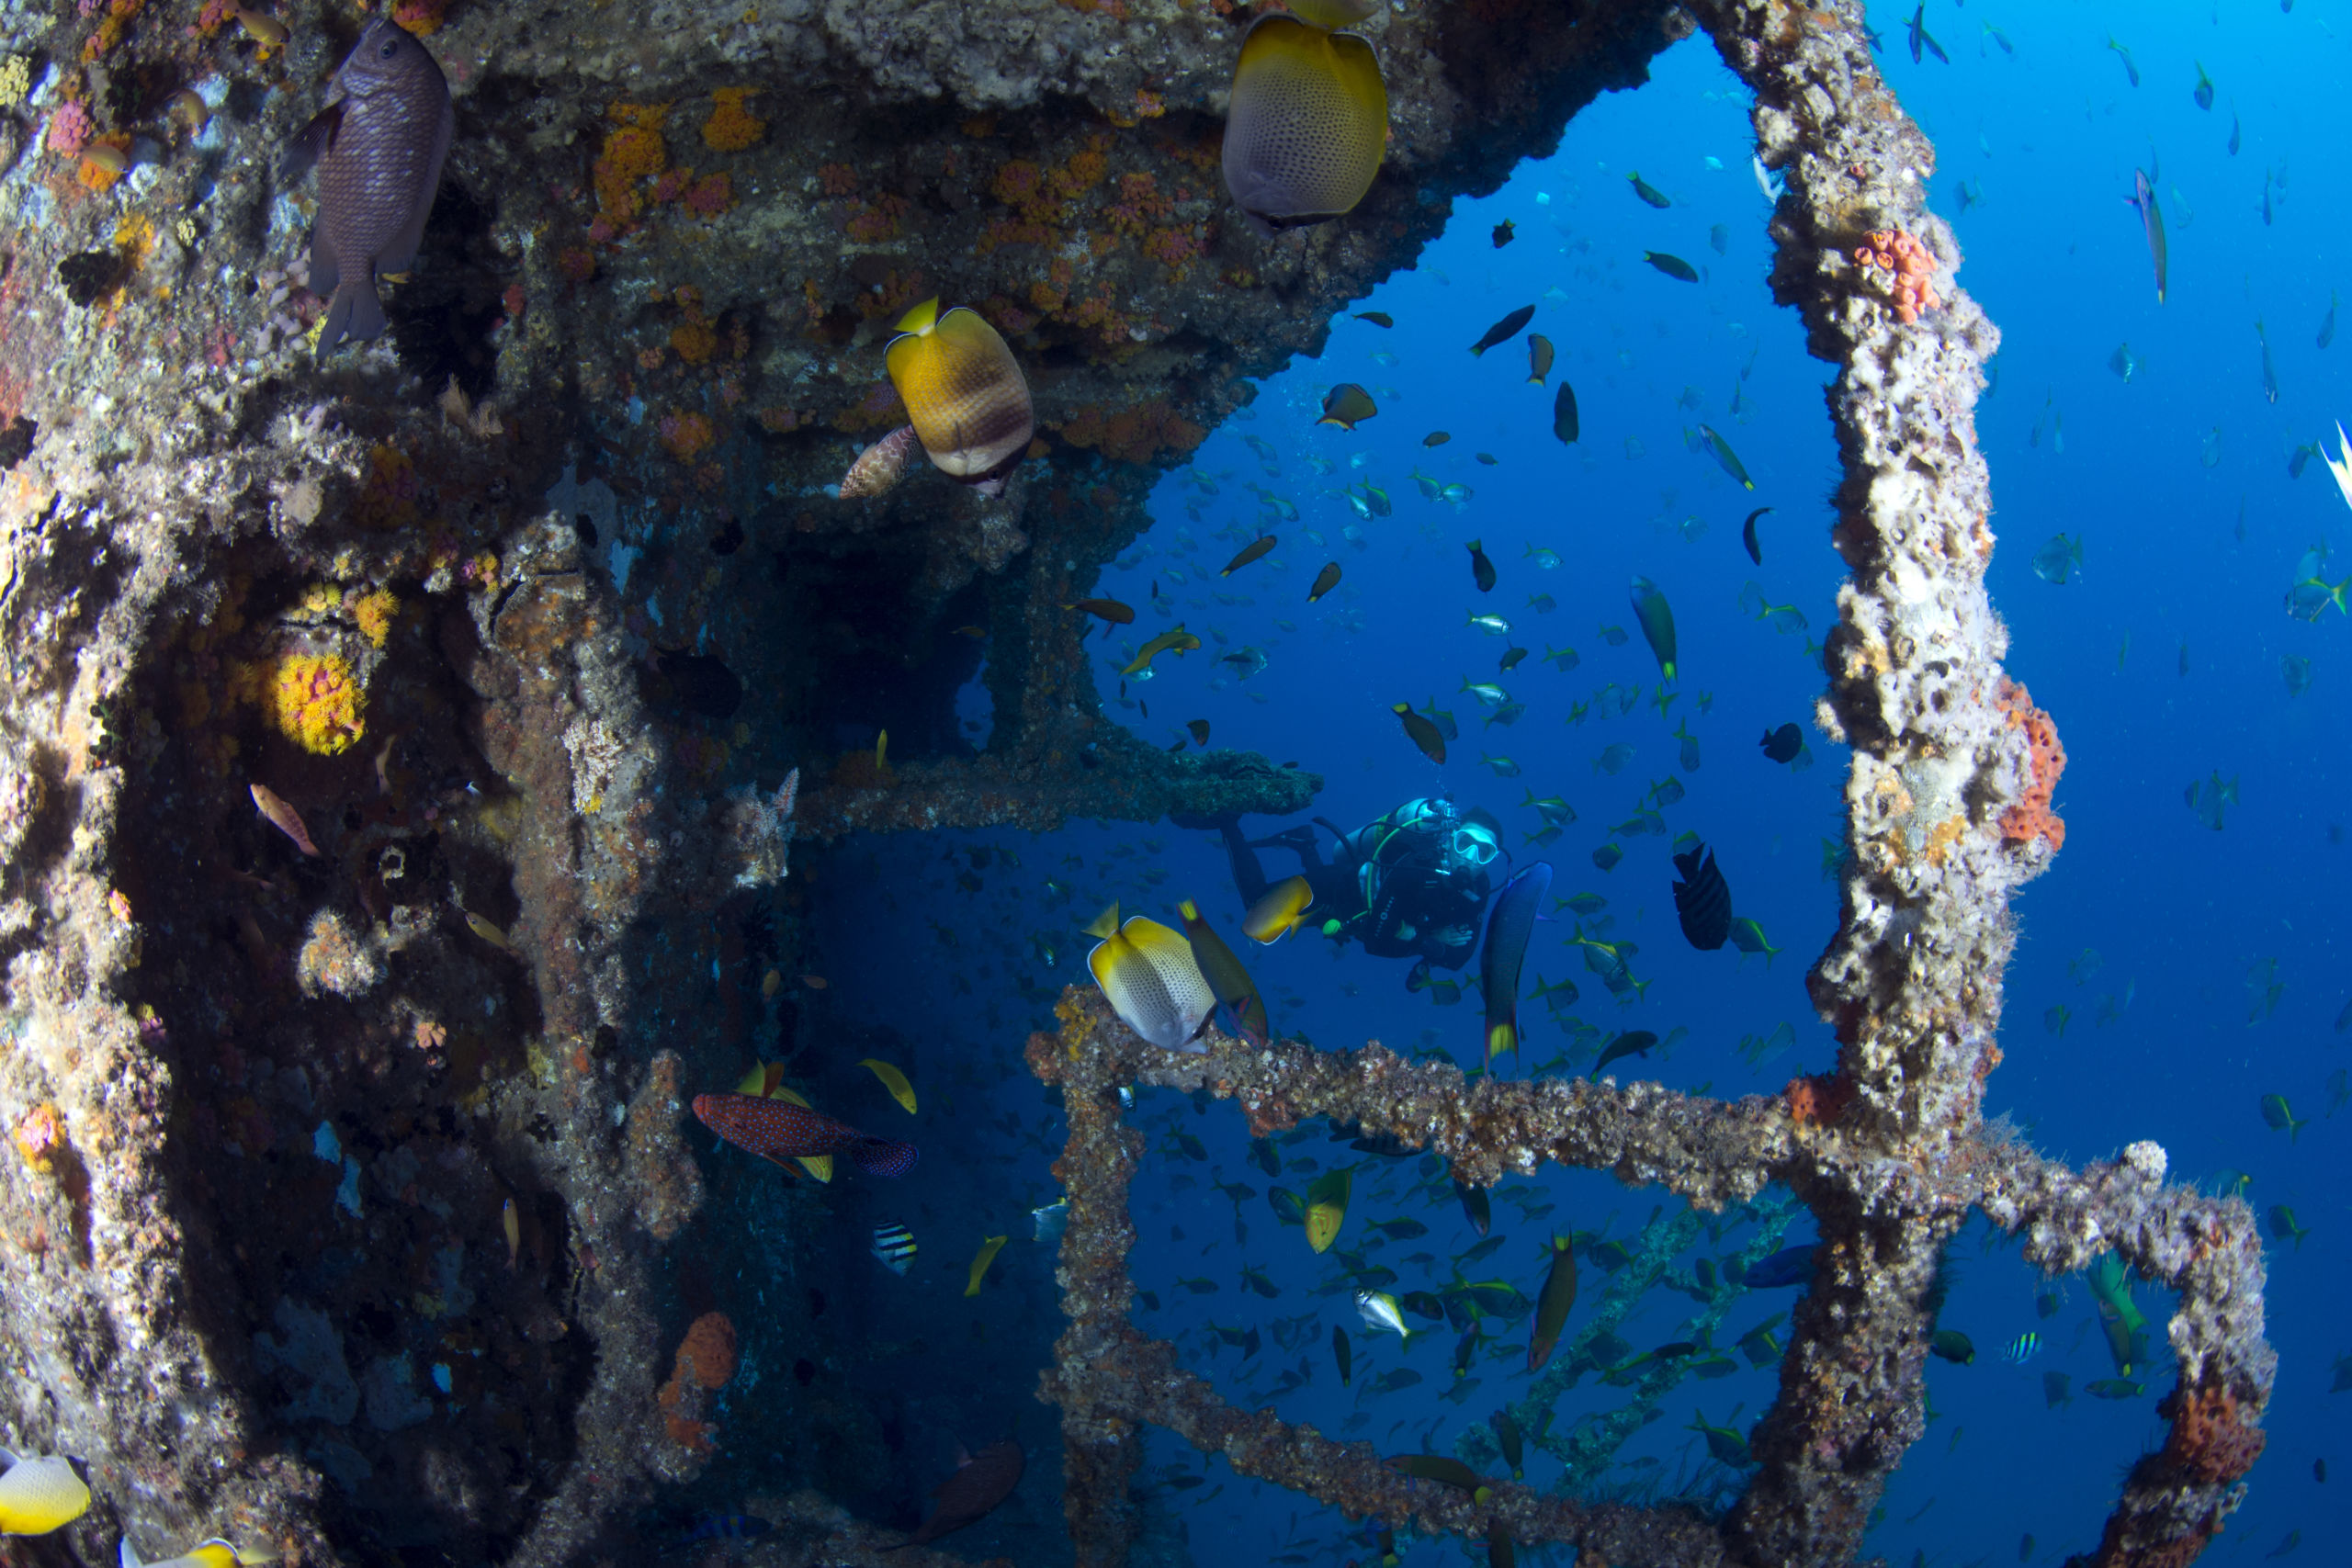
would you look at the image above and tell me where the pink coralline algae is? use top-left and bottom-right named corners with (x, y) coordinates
top-left (46, 100), bottom-right (93, 156)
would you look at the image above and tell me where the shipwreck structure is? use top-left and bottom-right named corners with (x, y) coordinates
top-left (0, 0), bottom-right (2268, 1562)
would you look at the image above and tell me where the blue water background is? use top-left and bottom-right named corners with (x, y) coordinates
top-left (801, 6), bottom-right (2346, 1562)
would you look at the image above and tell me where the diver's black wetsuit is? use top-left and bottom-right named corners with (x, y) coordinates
top-left (1200, 802), bottom-right (1498, 974)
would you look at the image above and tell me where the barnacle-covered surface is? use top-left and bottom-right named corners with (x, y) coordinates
top-left (0, 0), bottom-right (1709, 1561)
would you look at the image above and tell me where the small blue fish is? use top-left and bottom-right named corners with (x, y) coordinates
top-left (684, 1514), bottom-right (774, 1542)
top-left (1740, 1246), bottom-right (1814, 1289)
top-left (2001, 1331), bottom-right (2041, 1364)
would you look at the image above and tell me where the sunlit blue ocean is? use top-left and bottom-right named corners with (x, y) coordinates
top-left (797, 6), bottom-right (2346, 1562)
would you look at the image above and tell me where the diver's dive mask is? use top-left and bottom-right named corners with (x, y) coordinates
top-left (1449, 819), bottom-right (1501, 871)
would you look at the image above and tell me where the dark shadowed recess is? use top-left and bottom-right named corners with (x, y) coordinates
top-left (113, 550), bottom-right (586, 1565)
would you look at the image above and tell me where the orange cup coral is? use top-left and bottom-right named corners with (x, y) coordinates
top-left (1854, 227), bottom-right (1942, 324)
top-left (700, 87), bottom-right (765, 152)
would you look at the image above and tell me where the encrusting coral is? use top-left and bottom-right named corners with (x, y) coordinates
top-left (1995, 678), bottom-right (2066, 850)
top-left (1856, 226), bottom-right (1942, 324)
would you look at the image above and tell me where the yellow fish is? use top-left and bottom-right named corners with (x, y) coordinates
top-left (1305, 1166), bottom-right (1351, 1254)
top-left (734, 1063), bottom-right (832, 1181)
top-left (502, 1197), bottom-right (520, 1269)
top-left (885, 298), bottom-right (1034, 494)
top-left (1221, 14), bottom-right (1387, 239)
top-left (965, 1234), bottom-right (1009, 1296)
top-left (861, 1058), bottom-right (918, 1115)
top-left (120, 1539), bottom-right (246, 1568)
top-left (1085, 902), bottom-right (1214, 1051)
top-left (1243, 874), bottom-right (1317, 943)
top-left (0, 1446), bottom-right (90, 1535)
top-left (1120, 624), bottom-right (1202, 676)
top-left (464, 909), bottom-right (515, 953)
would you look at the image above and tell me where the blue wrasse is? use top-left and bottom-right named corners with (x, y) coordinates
top-left (1629, 575), bottom-right (1679, 682)
top-left (1479, 861), bottom-right (1553, 1065)
top-left (2128, 169), bottom-right (2166, 304)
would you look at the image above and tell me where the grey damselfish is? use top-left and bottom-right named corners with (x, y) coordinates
top-left (282, 20), bottom-right (453, 355)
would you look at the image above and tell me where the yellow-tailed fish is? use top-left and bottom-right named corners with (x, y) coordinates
top-left (2323, 421), bottom-right (2352, 513)
top-left (1356, 1288), bottom-right (1408, 1337)
top-left (1492, 1410), bottom-right (1524, 1478)
top-left (0, 1447), bottom-right (90, 1535)
top-left (1695, 423), bottom-right (1753, 489)
top-left (861, 1058), bottom-right (918, 1115)
top-left (1121, 624), bottom-right (1201, 676)
top-left (1393, 702), bottom-right (1446, 763)
top-left (1308, 561), bottom-right (1343, 602)
top-left (1305, 1165), bottom-right (1351, 1253)
top-left (1222, 536), bottom-right (1277, 575)
top-left (1221, 15), bottom-right (1386, 239)
top-left (1527, 1235), bottom-right (1578, 1371)
top-left (1526, 333), bottom-right (1554, 383)
top-left (1085, 903), bottom-right (1215, 1052)
top-left (1176, 898), bottom-right (1270, 1044)
top-left (1628, 575), bottom-right (1678, 682)
top-left (884, 297), bottom-right (1034, 494)
top-left (1243, 874), bottom-right (1317, 943)
top-left (734, 1063), bottom-right (833, 1180)
top-left (1317, 383), bottom-right (1378, 429)
top-left (1469, 305), bottom-right (1534, 356)
top-left (119, 1539), bottom-right (245, 1568)
top-left (965, 1234), bottom-right (1008, 1296)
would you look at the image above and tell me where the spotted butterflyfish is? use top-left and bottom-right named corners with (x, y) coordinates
top-left (1221, 14), bottom-right (1387, 240)
top-left (690, 1092), bottom-right (918, 1178)
top-left (1084, 902), bottom-right (1215, 1052)
top-left (884, 297), bottom-right (1034, 494)
top-left (0, 1446), bottom-right (89, 1536)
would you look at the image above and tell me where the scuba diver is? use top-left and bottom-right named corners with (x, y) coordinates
top-left (1182, 797), bottom-right (1506, 985)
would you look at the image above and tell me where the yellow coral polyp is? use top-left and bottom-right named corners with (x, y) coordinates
top-left (352, 588), bottom-right (399, 649)
top-left (700, 87), bottom-right (765, 152)
top-left (269, 652), bottom-right (366, 755)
